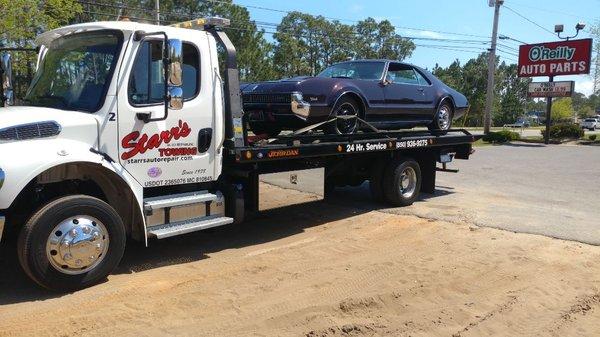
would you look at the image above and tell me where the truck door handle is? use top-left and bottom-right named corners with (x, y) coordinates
top-left (197, 128), bottom-right (213, 153)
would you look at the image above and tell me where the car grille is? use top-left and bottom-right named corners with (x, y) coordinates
top-left (243, 93), bottom-right (291, 104)
top-left (0, 121), bottom-right (61, 141)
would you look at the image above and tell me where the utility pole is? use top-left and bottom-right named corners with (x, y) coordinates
top-left (155, 0), bottom-right (160, 25)
top-left (484, 0), bottom-right (503, 134)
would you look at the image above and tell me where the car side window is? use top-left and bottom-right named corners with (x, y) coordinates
top-left (129, 40), bottom-right (200, 106)
top-left (386, 64), bottom-right (419, 85)
top-left (414, 69), bottom-right (432, 86)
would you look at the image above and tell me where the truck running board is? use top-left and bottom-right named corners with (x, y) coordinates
top-left (144, 191), bottom-right (220, 212)
top-left (143, 191), bottom-right (229, 240)
top-left (147, 215), bottom-right (234, 239)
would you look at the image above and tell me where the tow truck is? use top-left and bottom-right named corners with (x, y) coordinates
top-left (0, 18), bottom-right (479, 291)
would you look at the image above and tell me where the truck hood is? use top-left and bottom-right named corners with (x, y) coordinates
top-left (0, 106), bottom-right (98, 145)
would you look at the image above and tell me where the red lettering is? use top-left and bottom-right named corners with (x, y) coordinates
top-left (120, 120), bottom-right (192, 160)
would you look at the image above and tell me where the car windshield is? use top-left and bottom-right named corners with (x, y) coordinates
top-left (318, 62), bottom-right (385, 80)
top-left (585, 119), bottom-right (596, 122)
top-left (24, 31), bottom-right (122, 112)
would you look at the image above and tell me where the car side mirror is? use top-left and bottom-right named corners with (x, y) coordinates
top-left (381, 78), bottom-right (391, 86)
top-left (1, 53), bottom-right (14, 107)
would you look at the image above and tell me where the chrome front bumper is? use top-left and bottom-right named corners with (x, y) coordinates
top-left (0, 216), bottom-right (5, 242)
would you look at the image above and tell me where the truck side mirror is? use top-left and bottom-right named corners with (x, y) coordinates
top-left (1, 53), bottom-right (14, 107)
top-left (168, 87), bottom-right (183, 110)
top-left (166, 39), bottom-right (183, 111)
top-left (167, 39), bottom-right (183, 87)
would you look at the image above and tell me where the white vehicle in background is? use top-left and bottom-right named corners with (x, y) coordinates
top-left (580, 118), bottom-right (598, 131)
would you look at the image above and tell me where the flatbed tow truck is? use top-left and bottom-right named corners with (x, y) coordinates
top-left (0, 18), bottom-right (479, 291)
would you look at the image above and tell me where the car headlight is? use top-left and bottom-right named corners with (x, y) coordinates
top-left (291, 92), bottom-right (303, 102)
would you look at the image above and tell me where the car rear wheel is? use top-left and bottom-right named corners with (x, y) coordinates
top-left (429, 102), bottom-right (453, 131)
top-left (330, 96), bottom-right (361, 134)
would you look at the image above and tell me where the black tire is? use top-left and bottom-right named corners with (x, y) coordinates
top-left (249, 123), bottom-right (281, 138)
top-left (429, 102), bottom-right (453, 131)
top-left (382, 158), bottom-right (421, 207)
top-left (369, 159), bottom-right (388, 202)
top-left (329, 96), bottom-right (361, 135)
top-left (17, 195), bottom-right (126, 291)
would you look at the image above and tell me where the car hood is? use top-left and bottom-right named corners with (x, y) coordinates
top-left (241, 76), bottom-right (342, 94)
top-left (0, 106), bottom-right (98, 144)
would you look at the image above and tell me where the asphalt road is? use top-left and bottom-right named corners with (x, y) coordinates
top-left (270, 143), bottom-right (600, 245)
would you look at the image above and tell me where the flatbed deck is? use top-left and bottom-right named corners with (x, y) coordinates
top-left (232, 129), bottom-right (479, 164)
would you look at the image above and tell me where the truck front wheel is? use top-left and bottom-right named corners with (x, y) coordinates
top-left (17, 195), bottom-right (126, 291)
top-left (382, 158), bottom-right (422, 207)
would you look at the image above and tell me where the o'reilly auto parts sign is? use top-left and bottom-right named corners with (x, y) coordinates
top-left (518, 39), bottom-right (592, 77)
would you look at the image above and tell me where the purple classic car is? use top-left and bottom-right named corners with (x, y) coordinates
top-left (241, 60), bottom-right (468, 137)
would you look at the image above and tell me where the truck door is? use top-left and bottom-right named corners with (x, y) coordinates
top-left (117, 33), bottom-right (218, 188)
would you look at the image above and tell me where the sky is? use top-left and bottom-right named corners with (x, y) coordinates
top-left (236, 0), bottom-right (599, 96)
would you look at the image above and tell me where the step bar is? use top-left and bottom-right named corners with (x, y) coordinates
top-left (144, 191), bottom-right (219, 212)
top-left (147, 215), bottom-right (234, 239)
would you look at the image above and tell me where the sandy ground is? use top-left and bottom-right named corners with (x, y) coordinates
top-left (2, 183), bottom-right (600, 337)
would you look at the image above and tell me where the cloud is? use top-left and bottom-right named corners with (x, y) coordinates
top-left (418, 30), bottom-right (445, 39)
top-left (575, 77), bottom-right (595, 96)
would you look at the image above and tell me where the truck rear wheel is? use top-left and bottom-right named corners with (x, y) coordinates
top-left (17, 195), bottom-right (126, 291)
top-left (382, 158), bottom-right (421, 206)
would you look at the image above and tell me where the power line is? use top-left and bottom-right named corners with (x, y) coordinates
top-left (503, 5), bottom-right (555, 36)
top-left (79, 2), bottom-right (509, 62)
top-left (507, 1), bottom-right (597, 23)
top-left (79, 1), bottom-right (493, 46)
top-left (211, 0), bottom-right (492, 39)
top-left (79, 0), bottom-right (491, 40)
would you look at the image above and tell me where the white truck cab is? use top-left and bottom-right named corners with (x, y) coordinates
top-left (0, 18), bottom-right (478, 291)
top-left (0, 18), bottom-right (239, 290)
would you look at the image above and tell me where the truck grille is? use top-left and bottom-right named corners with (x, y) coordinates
top-left (242, 93), bottom-right (291, 104)
top-left (0, 121), bottom-right (61, 141)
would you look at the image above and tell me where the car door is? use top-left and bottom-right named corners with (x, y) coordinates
top-left (383, 63), bottom-right (435, 122)
top-left (116, 33), bottom-right (217, 188)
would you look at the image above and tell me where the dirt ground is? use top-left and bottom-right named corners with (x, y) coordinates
top-left (1, 183), bottom-right (600, 337)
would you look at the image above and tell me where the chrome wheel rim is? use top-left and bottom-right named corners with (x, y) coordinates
top-left (399, 167), bottom-right (417, 198)
top-left (437, 105), bottom-right (451, 130)
top-left (335, 103), bottom-right (358, 134)
top-left (46, 216), bottom-right (110, 275)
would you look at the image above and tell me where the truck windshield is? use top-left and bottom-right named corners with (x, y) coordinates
top-left (24, 30), bottom-right (122, 112)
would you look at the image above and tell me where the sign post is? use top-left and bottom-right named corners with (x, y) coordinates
top-left (518, 38), bottom-right (592, 144)
top-left (545, 76), bottom-right (553, 144)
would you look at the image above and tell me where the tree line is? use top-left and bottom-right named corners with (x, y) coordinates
top-left (1, 0), bottom-right (598, 126)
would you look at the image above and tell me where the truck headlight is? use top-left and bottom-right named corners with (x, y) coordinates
top-left (291, 92), bottom-right (310, 120)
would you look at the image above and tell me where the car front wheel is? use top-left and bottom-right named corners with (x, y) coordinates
top-left (18, 195), bottom-right (126, 291)
top-left (330, 96), bottom-right (361, 134)
top-left (429, 103), bottom-right (453, 131)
